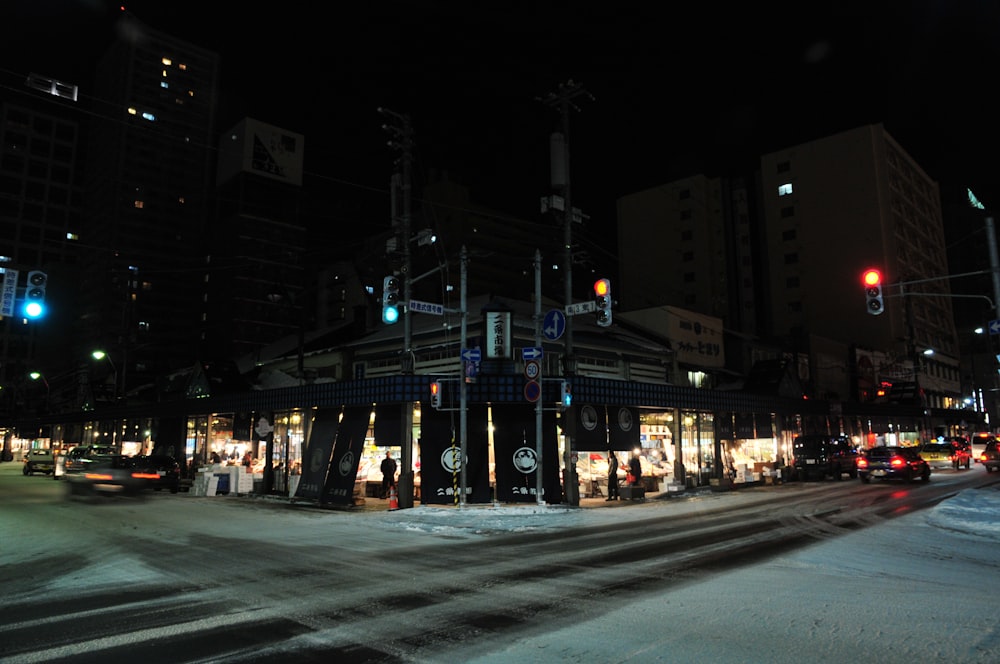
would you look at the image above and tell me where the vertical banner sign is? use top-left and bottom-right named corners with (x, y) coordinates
top-left (492, 403), bottom-right (544, 503)
top-left (608, 406), bottom-right (640, 450)
top-left (321, 405), bottom-right (372, 505)
top-left (484, 311), bottom-right (512, 359)
top-left (294, 407), bottom-right (341, 500)
top-left (420, 405), bottom-right (490, 504)
top-left (0, 269), bottom-right (18, 317)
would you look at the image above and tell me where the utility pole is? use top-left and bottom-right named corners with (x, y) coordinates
top-left (380, 107), bottom-right (416, 508)
top-left (539, 80), bottom-right (593, 506)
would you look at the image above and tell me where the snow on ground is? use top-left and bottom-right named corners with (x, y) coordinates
top-left (415, 489), bottom-right (1000, 664)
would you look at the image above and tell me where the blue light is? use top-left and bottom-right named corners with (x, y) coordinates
top-left (382, 305), bottom-right (399, 324)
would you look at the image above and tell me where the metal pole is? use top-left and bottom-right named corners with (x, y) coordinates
top-left (534, 249), bottom-right (544, 505)
top-left (460, 246), bottom-right (468, 507)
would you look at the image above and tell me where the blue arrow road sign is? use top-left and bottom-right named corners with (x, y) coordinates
top-left (543, 309), bottom-right (565, 341)
top-left (521, 346), bottom-right (543, 361)
top-left (990, 319), bottom-right (1000, 336)
top-left (461, 348), bottom-right (482, 362)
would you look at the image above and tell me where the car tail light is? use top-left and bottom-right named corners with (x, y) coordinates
top-left (890, 456), bottom-right (906, 468)
top-left (982, 453), bottom-right (990, 462)
top-left (84, 472), bottom-right (114, 481)
top-left (857, 457), bottom-right (868, 469)
top-left (132, 471), bottom-right (160, 480)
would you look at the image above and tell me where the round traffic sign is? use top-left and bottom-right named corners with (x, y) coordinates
top-left (524, 359), bottom-right (540, 380)
top-left (524, 379), bottom-right (541, 402)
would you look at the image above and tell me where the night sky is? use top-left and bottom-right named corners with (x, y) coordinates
top-left (5, 1), bottom-right (1000, 249)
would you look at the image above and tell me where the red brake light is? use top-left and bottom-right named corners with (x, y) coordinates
top-left (890, 456), bottom-right (906, 468)
top-left (857, 457), bottom-right (868, 469)
top-left (132, 472), bottom-right (160, 480)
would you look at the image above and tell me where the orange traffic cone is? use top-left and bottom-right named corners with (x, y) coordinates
top-left (388, 484), bottom-right (399, 510)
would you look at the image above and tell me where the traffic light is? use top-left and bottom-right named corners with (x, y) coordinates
top-left (560, 381), bottom-right (572, 409)
top-left (429, 380), bottom-right (441, 408)
top-left (594, 278), bottom-right (612, 327)
top-left (862, 268), bottom-right (884, 315)
top-left (382, 275), bottom-right (400, 324)
top-left (23, 270), bottom-right (47, 320)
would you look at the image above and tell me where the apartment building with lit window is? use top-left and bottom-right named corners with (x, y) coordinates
top-left (77, 11), bottom-right (220, 397)
top-left (760, 123), bottom-right (960, 409)
top-left (617, 124), bottom-right (961, 409)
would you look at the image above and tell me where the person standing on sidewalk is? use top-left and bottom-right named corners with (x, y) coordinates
top-left (606, 451), bottom-right (620, 501)
top-left (380, 451), bottom-right (398, 499)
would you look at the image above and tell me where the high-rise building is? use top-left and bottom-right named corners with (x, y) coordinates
top-left (209, 118), bottom-right (307, 366)
top-left (617, 124), bottom-right (961, 410)
top-left (760, 124), bottom-right (959, 409)
top-left (0, 73), bottom-right (86, 417)
top-left (77, 11), bottom-right (220, 398)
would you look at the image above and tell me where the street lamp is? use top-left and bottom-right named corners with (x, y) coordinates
top-left (29, 371), bottom-right (49, 412)
top-left (91, 350), bottom-right (118, 401)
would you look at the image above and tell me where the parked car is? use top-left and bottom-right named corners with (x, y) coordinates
top-left (62, 444), bottom-right (117, 474)
top-left (133, 454), bottom-right (181, 493)
top-left (792, 435), bottom-right (860, 481)
top-left (918, 441), bottom-right (957, 470)
top-left (63, 454), bottom-right (158, 498)
top-left (979, 439), bottom-right (1000, 473)
top-left (857, 446), bottom-right (930, 483)
top-left (22, 449), bottom-right (55, 476)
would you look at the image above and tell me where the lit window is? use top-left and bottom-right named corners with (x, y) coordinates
top-left (778, 183), bottom-right (793, 196)
top-left (161, 82), bottom-right (169, 89)
top-left (162, 57), bottom-right (172, 66)
top-left (179, 63), bottom-right (187, 71)
top-left (141, 112), bottom-right (155, 121)
top-left (127, 107), bottom-right (137, 115)
top-left (134, 200), bottom-right (144, 209)
top-left (66, 232), bottom-right (79, 241)
top-left (162, 69), bottom-right (167, 77)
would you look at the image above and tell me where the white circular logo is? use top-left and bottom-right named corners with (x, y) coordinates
top-left (309, 446), bottom-right (327, 473)
top-left (580, 405), bottom-right (599, 431)
top-left (618, 407), bottom-right (634, 432)
top-left (440, 447), bottom-right (464, 473)
top-left (512, 446), bottom-right (538, 474)
top-left (338, 450), bottom-right (355, 476)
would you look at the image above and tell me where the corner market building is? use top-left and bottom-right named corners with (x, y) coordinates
top-left (5, 296), bottom-right (978, 507)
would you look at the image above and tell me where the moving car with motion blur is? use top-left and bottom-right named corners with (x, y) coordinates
top-left (979, 439), bottom-right (1000, 473)
top-left (63, 454), bottom-right (159, 498)
top-left (857, 446), bottom-right (930, 484)
top-left (133, 454), bottom-right (182, 493)
top-left (62, 444), bottom-right (117, 473)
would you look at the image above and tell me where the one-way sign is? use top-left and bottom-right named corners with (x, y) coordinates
top-left (461, 348), bottom-right (481, 362)
top-left (990, 319), bottom-right (1000, 336)
top-left (521, 346), bottom-right (543, 361)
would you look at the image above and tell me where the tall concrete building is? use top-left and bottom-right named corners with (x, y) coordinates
top-left (0, 73), bottom-right (85, 419)
top-left (617, 124), bottom-right (961, 410)
top-left (77, 11), bottom-right (220, 398)
top-left (208, 118), bottom-right (307, 366)
top-left (759, 124), bottom-right (959, 409)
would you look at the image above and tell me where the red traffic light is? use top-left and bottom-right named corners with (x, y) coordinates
top-left (862, 269), bottom-right (881, 287)
top-left (593, 278), bottom-right (610, 297)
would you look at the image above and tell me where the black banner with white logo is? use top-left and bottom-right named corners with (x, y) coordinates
top-left (608, 406), bottom-right (640, 451)
top-left (419, 405), bottom-right (490, 504)
top-left (295, 407), bottom-right (340, 500)
top-left (492, 404), bottom-right (561, 503)
top-left (321, 405), bottom-right (372, 505)
top-left (571, 404), bottom-right (608, 450)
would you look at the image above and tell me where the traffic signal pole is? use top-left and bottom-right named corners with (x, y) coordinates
top-left (380, 107), bottom-right (415, 508)
top-left (540, 80), bottom-right (592, 506)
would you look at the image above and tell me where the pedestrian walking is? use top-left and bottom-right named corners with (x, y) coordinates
top-left (606, 451), bottom-right (620, 501)
top-left (380, 451), bottom-right (398, 499)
